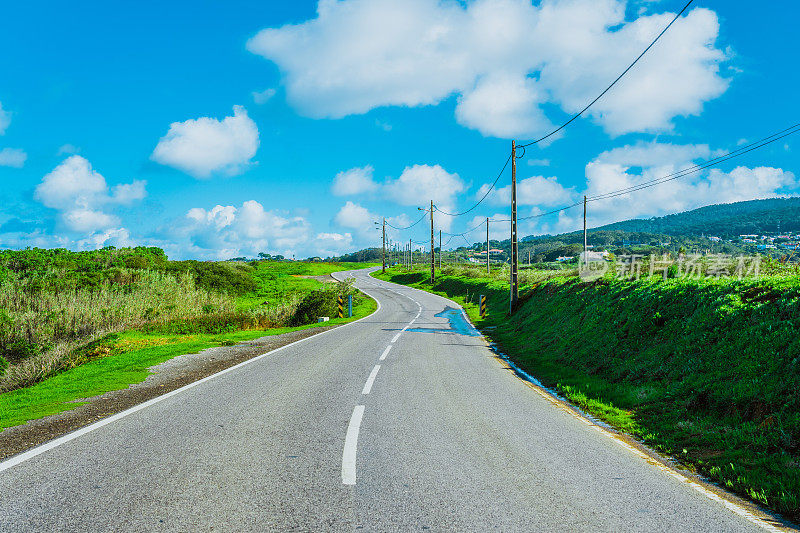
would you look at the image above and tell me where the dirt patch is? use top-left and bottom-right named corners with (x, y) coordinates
top-left (292, 274), bottom-right (337, 283)
top-left (0, 325), bottom-right (341, 461)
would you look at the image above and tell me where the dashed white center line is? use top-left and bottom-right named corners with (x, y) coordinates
top-left (379, 345), bottom-right (392, 361)
top-left (391, 332), bottom-right (401, 343)
top-left (362, 365), bottom-right (381, 395)
top-left (342, 405), bottom-right (365, 485)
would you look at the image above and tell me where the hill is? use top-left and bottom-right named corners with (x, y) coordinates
top-left (589, 197), bottom-right (800, 237)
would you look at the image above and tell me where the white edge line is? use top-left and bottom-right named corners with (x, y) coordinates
top-left (342, 405), bottom-right (365, 485)
top-left (379, 345), bottom-right (392, 361)
top-left (361, 365), bottom-right (381, 395)
top-left (0, 268), bottom-right (382, 475)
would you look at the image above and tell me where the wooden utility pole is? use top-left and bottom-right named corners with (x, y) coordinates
top-left (486, 217), bottom-right (490, 274)
top-left (409, 239), bottom-right (412, 270)
top-left (430, 200), bottom-right (435, 283)
top-left (510, 141), bottom-right (519, 312)
top-left (381, 217), bottom-right (386, 273)
top-left (583, 195), bottom-right (588, 260)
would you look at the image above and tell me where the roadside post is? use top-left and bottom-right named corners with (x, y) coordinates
top-left (479, 295), bottom-right (487, 318)
top-left (348, 295), bottom-right (353, 318)
top-left (338, 295), bottom-right (344, 318)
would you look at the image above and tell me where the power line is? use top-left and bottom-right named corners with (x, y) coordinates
top-left (519, 0), bottom-right (695, 149)
top-left (433, 154), bottom-right (512, 217)
top-left (385, 212), bottom-right (427, 230)
top-left (441, 219), bottom-right (489, 238)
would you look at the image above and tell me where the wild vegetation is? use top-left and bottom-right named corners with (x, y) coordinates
top-left (0, 247), bottom-right (374, 397)
top-left (376, 262), bottom-right (800, 521)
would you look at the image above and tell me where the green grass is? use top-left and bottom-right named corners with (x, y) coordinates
top-left (375, 265), bottom-right (800, 521)
top-left (0, 286), bottom-right (377, 430)
top-left (236, 261), bottom-right (377, 310)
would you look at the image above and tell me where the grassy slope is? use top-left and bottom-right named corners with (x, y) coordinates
top-left (237, 261), bottom-right (376, 309)
top-left (374, 267), bottom-right (800, 521)
top-left (1, 263), bottom-right (376, 430)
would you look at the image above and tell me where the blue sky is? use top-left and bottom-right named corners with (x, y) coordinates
top-left (0, 0), bottom-right (797, 259)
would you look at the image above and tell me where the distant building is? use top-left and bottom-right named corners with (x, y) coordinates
top-left (742, 239), bottom-right (757, 243)
top-left (708, 236), bottom-right (721, 242)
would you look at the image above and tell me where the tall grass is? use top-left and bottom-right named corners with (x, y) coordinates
top-left (0, 270), bottom-right (241, 392)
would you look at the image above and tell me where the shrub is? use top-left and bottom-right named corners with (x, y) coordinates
top-left (291, 290), bottom-right (336, 326)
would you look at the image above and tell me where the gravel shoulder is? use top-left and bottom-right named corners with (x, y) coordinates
top-left (0, 324), bottom-right (342, 460)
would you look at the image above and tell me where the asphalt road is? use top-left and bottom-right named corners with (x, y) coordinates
top-left (0, 268), bottom-right (786, 532)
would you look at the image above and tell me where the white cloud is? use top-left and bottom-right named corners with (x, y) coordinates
top-left (57, 144), bottom-right (80, 155)
top-left (527, 159), bottom-right (550, 167)
top-left (331, 165), bottom-right (378, 196)
top-left (151, 105), bottom-right (259, 178)
top-left (0, 102), bottom-right (10, 135)
top-left (252, 88), bottom-right (277, 104)
top-left (313, 232), bottom-right (354, 256)
top-left (383, 164), bottom-right (464, 222)
top-left (0, 148), bottom-right (26, 168)
top-left (175, 200), bottom-right (312, 260)
top-left (478, 174), bottom-right (575, 207)
top-left (76, 228), bottom-right (134, 250)
top-left (111, 180), bottom-right (147, 204)
top-left (334, 200), bottom-right (375, 230)
top-left (34, 155), bottom-right (147, 233)
top-left (248, 0), bottom-right (728, 138)
top-left (456, 73), bottom-right (552, 138)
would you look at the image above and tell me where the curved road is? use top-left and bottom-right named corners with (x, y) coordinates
top-left (0, 268), bottom-right (786, 531)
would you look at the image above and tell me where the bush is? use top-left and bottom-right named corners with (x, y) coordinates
top-left (291, 290), bottom-right (336, 326)
top-left (3, 339), bottom-right (41, 363)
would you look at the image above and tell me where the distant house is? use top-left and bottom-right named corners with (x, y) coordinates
top-left (708, 236), bottom-right (721, 242)
top-left (742, 239), bottom-right (757, 243)
top-left (740, 234), bottom-right (759, 239)
top-left (555, 256), bottom-right (574, 262)
top-left (474, 248), bottom-right (504, 256)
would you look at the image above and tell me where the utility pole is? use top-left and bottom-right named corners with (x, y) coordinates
top-left (409, 238), bottom-right (413, 270)
top-left (486, 217), bottom-right (490, 274)
top-left (510, 141), bottom-right (519, 312)
top-left (382, 217), bottom-right (386, 273)
top-left (583, 195), bottom-right (588, 261)
top-left (430, 200), bottom-right (435, 283)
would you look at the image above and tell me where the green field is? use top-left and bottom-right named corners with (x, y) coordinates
top-left (236, 261), bottom-right (373, 309)
top-left (375, 264), bottom-right (800, 521)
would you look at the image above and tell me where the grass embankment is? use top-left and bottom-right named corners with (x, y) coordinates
top-left (375, 265), bottom-right (800, 521)
top-left (0, 248), bottom-right (376, 429)
top-left (0, 293), bottom-right (376, 430)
